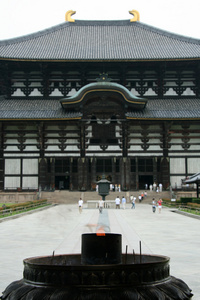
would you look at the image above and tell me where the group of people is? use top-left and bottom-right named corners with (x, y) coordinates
top-left (115, 195), bottom-right (126, 209)
top-left (149, 182), bottom-right (163, 193)
top-left (152, 198), bottom-right (163, 213)
top-left (79, 194), bottom-right (163, 214)
top-left (110, 184), bottom-right (121, 192)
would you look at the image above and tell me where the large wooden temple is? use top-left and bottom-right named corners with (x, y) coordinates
top-left (0, 10), bottom-right (200, 192)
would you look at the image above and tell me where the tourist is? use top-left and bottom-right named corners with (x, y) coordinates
top-left (131, 196), bottom-right (136, 209)
top-left (78, 198), bottom-right (83, 213)
top-left (98, 198), bottom-right (104, 213)
top-left (159, 183), bottom-right (163, 192)
top-left (138, 195), bottom-right (142, 203)
top-left (122, 196), bottom-right (126, 209)
top-left (157, 198), bottom-right (163, 213)
top-left (115, 196), bottom-right (120, 209)
top-left (152, 198), bottom-right (156, 213)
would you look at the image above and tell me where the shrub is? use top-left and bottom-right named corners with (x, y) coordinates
top-left (187, 202), bottom-right (200, 208)
top-left (180, 197), bottom-right (192, 204)
top-left (191, 198), bottom-right (200, 204)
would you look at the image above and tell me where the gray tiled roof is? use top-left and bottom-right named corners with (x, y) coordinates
top-left (0, 99), bottom-right (82, 119)
top-left (0, 98), bottom-right (200, 120)
top-left (0, 20), bottom-right (200, 61)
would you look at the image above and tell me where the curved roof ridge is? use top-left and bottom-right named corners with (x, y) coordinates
top-left (0, 19), bottom-right (199, 46)
top-left (0, 21), bottom-right (71, 46)
top-left (134, 21), bottom-right (200, 45)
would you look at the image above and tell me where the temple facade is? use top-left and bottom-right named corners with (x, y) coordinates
top-left (0, 10), bottom-right (200, 192)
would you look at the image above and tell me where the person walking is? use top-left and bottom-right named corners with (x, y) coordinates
top-left (122, 196), bottom-right (126, 209)
top-left (115, 196), bottom-right (120, 209)
top-left (152, 198), bottom-right (156, 213)
top-left (98, 198), bottom-right (104, 213)
top-left (131, 196), bottom-right (136, 209)
top-left (78, 198), bottom-right (83, 213)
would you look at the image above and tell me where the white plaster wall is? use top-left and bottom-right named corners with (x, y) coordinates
top-left (170, 158), bottom-right (185, 174)
top-left (22, 177), bottom-right (38, 189)
top-left (148, 145), bottom-right (162, 152)
top-left (66, 145), bottom-right (79, 151)
top-left (188, 145), bottom-right (200, 151)
top-left (24, 146), bottom-right (39, 151)
top-left (182, 88), bottom-right (195, 96)
top-left (4, 154), bottom-right (39, 157)
top-left (49, 89), bottom-right (63, 96)
top-left (164, 88), bottom-right (177, 96)
top-left (45, 153), bottom-right (80, 157)
top-left (169, 145), bottom-right (183, 151)
top-left (4, 177), bottom-right (20, 189)
top-left (4, 146), bottom-right (19, 151)
top-left (129, 145), bottom-right (142, 151)
top-left (23, 159), bottom-right (38, 175)
top-left (46, 145), bottom-right (60, 151)
top-left (187, 158), bottom-right (200, 174)
top-left (143, 88), bottom-right (157, 96)
top-left (5, 159), bottom-right (20, 174)
top-left (170, 176), bottom-right (183, 188)
top-left (4, 138), bottom-right (19, 144)
top-left (29, 89), bottom-right (43, 96)
top-left (25, 139), bottom-right (38, 144)
top-left (12, 89), bottom-right (25, 96)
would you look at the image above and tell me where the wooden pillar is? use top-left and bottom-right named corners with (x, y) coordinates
top-left (80, 123), bottom-right (86, 158)
top-left (135, 157), bottom-right (139, 190)
top-left (112, 158), bottom-right (116, 186)
top-left (78, 157), bottom-right (88, 191)
top-left (90, 157), bottom-right (96, 190)
top-left (50, 158), bottom-right (55, 190)
top-left (120, 157), bottom-right (128, 191)
top-left (153, 157), bottom-right (157, 184)
top-left (161, 157), bottom-right (170, 190)
top-left (39, 158), bottom-right (47, 190)
top-left (0, 122), bottom-right (4, 190)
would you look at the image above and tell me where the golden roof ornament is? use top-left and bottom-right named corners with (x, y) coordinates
top-left (65, 10), bottom-right (76, 22)
top-left (129, 10), bottom-right (140, 22)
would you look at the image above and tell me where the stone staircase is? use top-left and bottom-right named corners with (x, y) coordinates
top-left (41, 189), bottom-right (171, 205)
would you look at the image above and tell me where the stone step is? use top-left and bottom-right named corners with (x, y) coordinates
top-left (41, 190), bottom-right (171, 204)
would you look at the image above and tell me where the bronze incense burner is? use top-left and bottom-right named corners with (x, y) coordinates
top-left (1, 233), bottom-right (193, 299)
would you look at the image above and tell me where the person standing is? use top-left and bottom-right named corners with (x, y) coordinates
top-left (122, 196), bottom-right (126, 209)
top-left (98, 198), bottom-right (104, 213)
top-left (157, 198), bottom-right (163, 213)
top-left (138, 195), bottom-right (142, 203)
top-left (115, 196), bottom-right (120, 209)
top-left (78, 198), bottom-right (83, 213)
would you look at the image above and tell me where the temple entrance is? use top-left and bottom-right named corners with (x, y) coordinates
top-left (55, 176), bottom-right (70, 190)
top-left (139, 175), bottom-right (153, 190)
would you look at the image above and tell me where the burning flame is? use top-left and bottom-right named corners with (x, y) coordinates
top-left (96, 226), bottom-right (105, 236)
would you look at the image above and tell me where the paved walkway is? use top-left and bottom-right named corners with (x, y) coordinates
top-left (0, 203), bottom-right (200, 299)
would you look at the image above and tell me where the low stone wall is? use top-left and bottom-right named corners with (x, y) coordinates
top-left (87, 200), bottom-right (116, 209)
top-left (176, 191), bottom-right (197, 199)
top-left (0, 192), bottom-right (36, 203)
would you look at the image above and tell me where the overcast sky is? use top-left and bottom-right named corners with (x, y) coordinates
top-left (0, 0), bottom-right (199, 40)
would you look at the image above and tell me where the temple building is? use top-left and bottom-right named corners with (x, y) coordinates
top-left (0, 10), bottom-right (200, 192)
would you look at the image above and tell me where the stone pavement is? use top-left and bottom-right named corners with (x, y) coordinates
top-left (0, 203), bottom-right (200, 299)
